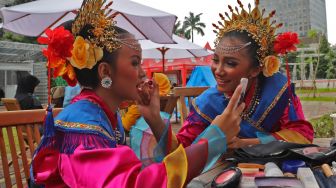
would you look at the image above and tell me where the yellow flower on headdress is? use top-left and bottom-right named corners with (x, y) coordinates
top-left (87, 45), bottom-right (103, 69)
top-left (70, 36), bottom-right (103, 69)
top-left (263, 55), bottom-right (280, 77)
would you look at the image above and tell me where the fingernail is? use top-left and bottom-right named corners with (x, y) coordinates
top-left (148, 80), bottom-right (153, 85)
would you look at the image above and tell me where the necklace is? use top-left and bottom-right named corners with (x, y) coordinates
top-left (241, 79), bottom-right (261, 119)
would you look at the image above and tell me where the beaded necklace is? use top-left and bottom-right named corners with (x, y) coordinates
top-left (241, 79), bottom-right (261, 119)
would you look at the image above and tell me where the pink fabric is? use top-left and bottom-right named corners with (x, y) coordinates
top-left (176, 109), bottom-right (208, 147)
top-left (33, 145), bottom-right (168, 188)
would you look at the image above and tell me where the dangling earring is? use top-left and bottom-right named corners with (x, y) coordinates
top-left (101, 76), bottom-right (112, 88)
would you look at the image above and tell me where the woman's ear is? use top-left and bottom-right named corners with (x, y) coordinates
top-left (248, 66), bottom-right (262, 79)
top-left (97, 62), bottom-right (113, 80)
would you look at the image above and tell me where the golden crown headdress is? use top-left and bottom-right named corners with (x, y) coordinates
top-left (38, 0), bottom-right (141, 86)
top-left (212, 0), bottom-right (283, 66)
top-left (72, 0), bottom-right (121, 53)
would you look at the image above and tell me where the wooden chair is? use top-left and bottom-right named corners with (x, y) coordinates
top-left (160, 95), bottom-right (179, 115)
top-left (1, 98), bottom-right (21, 111)
top-left (0, 108), bottom-right (62, 188)
top-left (173, 87), bottom-right (209, 125)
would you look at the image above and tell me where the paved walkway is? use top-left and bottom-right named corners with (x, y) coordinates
top-left (301, 101), bottom-right (336, 120)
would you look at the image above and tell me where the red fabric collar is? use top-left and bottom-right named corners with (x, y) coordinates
top-left (72, 89), bottom-right (118, 129)
top-left (244, 79), bottom-right (256, 108)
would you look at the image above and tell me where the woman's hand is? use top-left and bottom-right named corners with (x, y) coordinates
top-left (137, 80), bottom-right (166, 142)
top-left (212, 85), bottom-right (245, 144)
top-left (228, 137), bottom-right (261, 149)
top-left (137, 80), bottom-right (161, 122)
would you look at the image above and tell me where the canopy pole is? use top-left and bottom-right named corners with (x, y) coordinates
top-left (182, 64), bottom-right (187, 86)
top-left (158, 47), bottom-right (169, 73)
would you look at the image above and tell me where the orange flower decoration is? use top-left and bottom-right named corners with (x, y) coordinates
top-left (263, 55), bottom-right (280, 77)
top-left (70, 36), bottom-right (103, 69)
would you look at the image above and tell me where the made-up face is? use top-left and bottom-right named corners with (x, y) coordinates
top-left (111, 36), bottom-right (145, 101)
top-left (211, 36), bottom-right (260, 94)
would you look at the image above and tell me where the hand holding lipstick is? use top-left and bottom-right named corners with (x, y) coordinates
top-left (137, 79), bottom-right (154, 105)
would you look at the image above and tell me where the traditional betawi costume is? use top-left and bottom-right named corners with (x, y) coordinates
top-left (176, 0), bottom-right (314, 146)
top-left (30, 0), bottom-right (231, 187)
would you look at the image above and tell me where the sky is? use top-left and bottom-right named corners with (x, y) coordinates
top-left (132, 0), bottom-right (336, 48)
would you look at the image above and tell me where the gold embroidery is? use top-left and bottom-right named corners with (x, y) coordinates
top-left (191, 99), bottom-right (213, 123)
top-left (55, 119), bottom-right (115, 141)
top-left (242, 117), bottom-right (265, 132)
top-left (255, 83), bottom-right (288, 128)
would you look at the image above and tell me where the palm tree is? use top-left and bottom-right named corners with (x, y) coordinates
top-left (173, 20), bottom-right (186, 38)
top-left (183, 12), bottom-right (206, 42)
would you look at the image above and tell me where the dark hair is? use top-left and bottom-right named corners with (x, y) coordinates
top-left (16, 74), bottom-right (40, 94)
top-left (62, 20), bottom-right (130, 89)
top-left (221, 30), bottom-right (260, 67)
top-left (0, 88), bottom-right (4, 98)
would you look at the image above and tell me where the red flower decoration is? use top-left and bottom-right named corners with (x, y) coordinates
top-left (273, 32), bottom-right (300, 55)
top-left (38, 26), bottom-right (77, 86)
top-left (38, 27), bottom-right (74, 67)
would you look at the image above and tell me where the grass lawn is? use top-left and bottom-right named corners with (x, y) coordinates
top-left (300, 96), bottom-right (336, 102)
top-left (296, 88), bottom-right (336, 94)
top-left (310, 113), bottom-right (335, 138)
top-left (2, 128), bottom-right (21, 153)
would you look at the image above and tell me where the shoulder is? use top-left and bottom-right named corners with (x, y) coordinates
top-left (262, 73), bottom-right (287, 87)
top-left (55, 100), bottom-right (110, 129)
top-left (56, 100), bottom-right (101, 121)
top-left (196, 87), bottom-right (221, 99)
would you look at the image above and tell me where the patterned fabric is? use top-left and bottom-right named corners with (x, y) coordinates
top-left (130, 112), bottom-right (172, 166)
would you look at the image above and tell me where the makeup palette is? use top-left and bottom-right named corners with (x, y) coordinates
top-left (211, 167), bottom-right (242, 188)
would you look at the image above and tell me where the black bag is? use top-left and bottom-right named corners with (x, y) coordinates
top-left (233, 141), bottom-right (316, 164)
top-left (290, 146), bottom-right (336, 166)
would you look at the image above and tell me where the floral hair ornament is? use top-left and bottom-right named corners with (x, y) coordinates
top-left (38, 27), bottom-right (77, 86)
top-left (38, 0), bottom-right (127, 86)
top-left (212, 0), bottom-right (285, 77)
top-left (273, 32), bottom-right (300, 100)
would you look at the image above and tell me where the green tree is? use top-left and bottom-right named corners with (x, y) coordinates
top-left (308, 29), bottom-right (323, 97)
top-left (325, 50), bottom-right (336, 88)
top-left (317, 35), bottom-right (331, 78)
top-left (183, 12), bottom-right (206, 42)
top-left (6, 0), bottom-right (36, 6)
top-left (173, 20), bottom-right (186, 38)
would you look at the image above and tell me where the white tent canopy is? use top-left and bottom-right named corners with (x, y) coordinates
top-left (0, 0), bottom-right (177, 43)
top-left (140, 35), bottom-right (212, 59)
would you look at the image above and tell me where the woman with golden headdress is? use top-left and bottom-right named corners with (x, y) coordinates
top-left (29, 0), bottom-right (244, 187)
top-left (174, 0), bottom-right (314, 148)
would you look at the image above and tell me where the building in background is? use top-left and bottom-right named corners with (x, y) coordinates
top-left (259, 0), bottom-right (327, 40)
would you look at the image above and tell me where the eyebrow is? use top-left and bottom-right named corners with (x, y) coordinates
top-left (131, 55), bottom-right (141, 61)
top-left (213, 54), bottom-right (240, 61)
